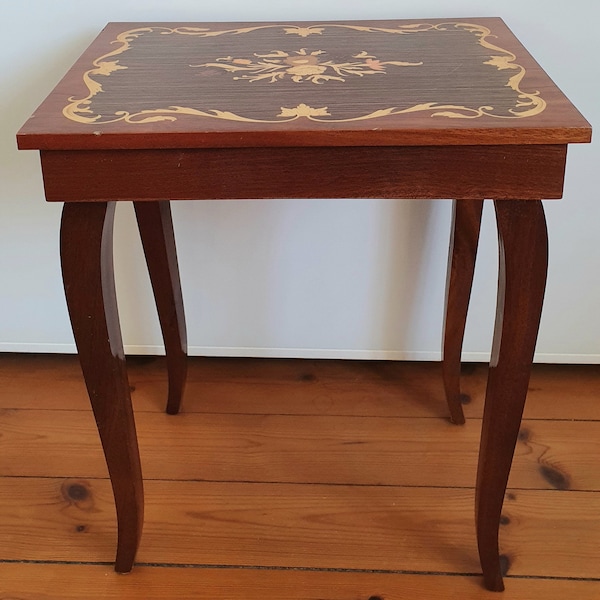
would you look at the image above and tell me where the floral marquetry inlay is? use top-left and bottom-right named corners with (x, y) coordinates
top-left (62, 22), bottom-right (547, 125)
top-left (194, 49), bottom-right (423, 84)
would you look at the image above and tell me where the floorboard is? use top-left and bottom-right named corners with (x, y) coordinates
top-left (0, 354), bottom-right (598, 597)
top-left (1, 564), bottom-right (598, 600)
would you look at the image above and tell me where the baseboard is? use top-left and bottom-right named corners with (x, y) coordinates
top-left (0, 342), bottom-right (599, 364)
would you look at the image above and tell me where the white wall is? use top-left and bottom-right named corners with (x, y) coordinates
top-left (1, 1), bottom-right (598, 362)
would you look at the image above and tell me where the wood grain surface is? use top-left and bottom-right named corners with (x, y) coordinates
top-left (0, 410), bottom-right (597, 490)
top-left (17, 18), bottom-right (591, 150)
top-left (39, 144), bottom-right (568, 202)
top-left (1, 564), bottom-right (598, 600)
top-left (0, 355), bottom-right (598, 598)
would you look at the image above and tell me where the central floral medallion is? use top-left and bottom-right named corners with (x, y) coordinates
top-left (193, 49), bottom-right (423, 84)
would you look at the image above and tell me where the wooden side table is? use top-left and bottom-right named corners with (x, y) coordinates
top-left (17, 18), bottom-right (591, 591)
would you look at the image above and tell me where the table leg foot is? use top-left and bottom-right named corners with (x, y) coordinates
top-left (442, 199), bottom-right (484, 424)
top-left (60, 202), bottom-right (144, 573)
top-left (476, 199), bottom-right (548, 592)
top-left (134, 201), bottom-right (188, 415)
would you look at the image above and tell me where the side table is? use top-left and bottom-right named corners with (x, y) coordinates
top-left (17, 18), bottom-right (591, 591)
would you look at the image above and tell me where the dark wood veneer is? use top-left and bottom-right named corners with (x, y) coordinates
top-left (17, 18), bottom-right (590, 151)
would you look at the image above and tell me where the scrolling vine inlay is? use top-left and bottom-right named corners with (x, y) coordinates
top-left (63, 22), bottom-right (547, 125)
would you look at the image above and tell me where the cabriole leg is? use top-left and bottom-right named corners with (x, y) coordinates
top-left (60, 201), bottom-right (143, 573)
top-left (442, 199), bottom-right (484, 424)
top-left (134, 201), bottom-right (187, 415)
top-left (476, 199), bottom-right (548, 591)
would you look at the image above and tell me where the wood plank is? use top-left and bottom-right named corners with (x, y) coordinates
top-left (0, 563), bottom-right (598, 600)
top-left (1, 409), bottom-right (599, 490)
top-left (0, 355), bottom-right (453, 414)
top-left (2, 355), bottom-right (600, 421)
top-left (0, 478), bottom-right (598, 579)
top-left (0, 354), bottom-right (88, 410)
top-left (464, 362), bottom-right (600, 422)
top-left (500, 489), bottom-right (600, 579)
top-left (131, 363), bottom-right (600, 421)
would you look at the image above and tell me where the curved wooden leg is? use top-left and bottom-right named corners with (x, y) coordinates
top-left (134, 201), bottom-right (187, 415)
top-left (442, 199), bottom-right (484, 424)
top-left (60, 202), bottom-right (143, 573)
top-left (476, 200), bottom-right (548, 591)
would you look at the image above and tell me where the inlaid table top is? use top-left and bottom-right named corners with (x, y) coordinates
top-left (17, 18), bottom-right (591, 150)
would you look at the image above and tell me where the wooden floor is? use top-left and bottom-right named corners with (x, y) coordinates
top-left (0, 354), bottom-right (599, 599)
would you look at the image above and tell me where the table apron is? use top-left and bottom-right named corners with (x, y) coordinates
top-left (40, 144), bottom-right (567, 202)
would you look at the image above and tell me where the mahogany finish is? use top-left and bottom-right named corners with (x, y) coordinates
top-left (40, 145), bottom-right (568, 202)
top-left (477, 200), bottom-right (549, 591)
top-left (17, 18), bottom-right (591, 592)
top-left (134, 201), bottom-right (187, 414)
top-left (17, 19), bottom-right (590, 149)
top-left (60, 202), bottom-right (143, 572)
top-left (442, 199), bottom-right (484, 425)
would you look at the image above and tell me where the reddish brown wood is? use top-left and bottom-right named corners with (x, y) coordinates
top-left (60, 202), bottom-right (143, 572)
top-left (39, 145), bottom-right (568, 202)
top-left (134, 201), bottom-right (187, 414)
top-left (442, 199), bottom-right (484, 425)
top-left (476, 199), bottom-right (548, 591)
top-left (17, 17), bottom-right (592, 593)
top-left (16, 19), bottom-right (591, 150)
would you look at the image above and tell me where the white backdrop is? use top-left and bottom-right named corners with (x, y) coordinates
top-left (1, 1), bottom-right (598, 362)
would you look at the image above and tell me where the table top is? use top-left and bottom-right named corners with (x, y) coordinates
top-left (17, 18), bottom-right (591, 150)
